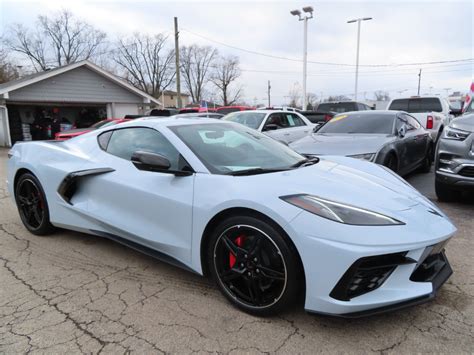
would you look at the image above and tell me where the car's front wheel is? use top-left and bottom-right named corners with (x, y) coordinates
top-left (15, 173), bottom-right (55, 235)
top-left (207, 215), bottom-right (302, 316)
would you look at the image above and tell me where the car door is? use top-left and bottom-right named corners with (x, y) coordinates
top-left (284, 113), bottom-right (312, 142)
top-left (261, 113), bottom-right (291, 143)
top-left (405, 113), bottom-right (429, 164)
top-left (84, 127), bottom-right (195, 265)
top-left (395, 115), bottom-right (418, 172)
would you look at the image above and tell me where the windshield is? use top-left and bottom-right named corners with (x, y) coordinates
top-left (317, 102), bottom-right (355, 113)
top-left (223, 111), bottom-right (267, 129)
top-left (318, 113), bottom-right (395, 134)
top-left (170, 122), bottom-right (305, 174)
top-left (388, 98), bottom-right (442, 113)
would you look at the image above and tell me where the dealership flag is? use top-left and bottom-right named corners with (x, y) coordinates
top-left (464, 82), bottom-right (474, 112)
top-left (200, 100), bottom-right (208, 111)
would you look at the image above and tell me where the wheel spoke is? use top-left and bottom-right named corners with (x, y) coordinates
top-left (18, 196), bottom-right (28, 205)
top-left (258, 265), bottom-right (285, 281)
top-left (31, 207), bottom-right (42, 226)
top-left (248, 236), bottom-right (262, 257)
top-left (246, 277), bottom-right (262, 305)
top-left (220, 268), bottom-right (243, 282)
top-left (221, 235), bottom-right (245, 256)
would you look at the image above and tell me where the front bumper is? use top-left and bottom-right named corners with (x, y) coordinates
top-left (287, 204), bottom-right (456, 317)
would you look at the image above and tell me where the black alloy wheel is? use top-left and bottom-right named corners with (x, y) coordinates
top-left (15, 173), bottom-right (55, 235)
top-left (208, 216), bottom-right (301, 315)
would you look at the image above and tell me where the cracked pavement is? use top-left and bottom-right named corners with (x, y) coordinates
top-left (0, 149), bottom-right (473, 354)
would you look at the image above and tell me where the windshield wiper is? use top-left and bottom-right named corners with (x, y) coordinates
top-left (290, 156), bottom-right (319, 168)
top-left (225, 168), bottom-right (289, 176)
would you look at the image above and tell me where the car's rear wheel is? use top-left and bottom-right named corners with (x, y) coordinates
top-left (383, 153), bottom-right (398, 173)
top-left (207, 215), bottom-right (302, 316)
top-left (15, 173), bottom-right (55, 235)
top-left (435, 180), bottom-right (457, 202)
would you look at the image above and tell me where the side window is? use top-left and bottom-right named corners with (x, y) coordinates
top-left (265, 113), bottom-right (284, 129)
top-left (405, 114), bottom-right (421, 130)
top-left (286, 113), bottom-right (305, 127)
top-left (98, 130), bottom-right (113, 150)
top-left (401, 114), bottom-right (417, 131)
top-left (106, 128), bottom-right (181, 169)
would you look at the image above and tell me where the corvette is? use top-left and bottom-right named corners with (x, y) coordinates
top-left (7, 117), bottom-right (456, 317)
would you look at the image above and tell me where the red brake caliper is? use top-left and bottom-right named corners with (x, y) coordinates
top-left (229, 235), bottom-right (244, 268)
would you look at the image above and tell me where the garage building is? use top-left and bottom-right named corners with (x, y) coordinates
top-left (0, 60), bottom-right (161, 147)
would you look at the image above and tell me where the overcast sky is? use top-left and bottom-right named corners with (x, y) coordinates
top-left (1, 0), bottom-right (472, 105)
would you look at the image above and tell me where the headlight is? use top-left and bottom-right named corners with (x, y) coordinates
top-left (443, 127), bottom-right (470, 141)
top-left (347, 153), bottom-right (375, 161)
top-left (280, 194), bottom-right (404, 226)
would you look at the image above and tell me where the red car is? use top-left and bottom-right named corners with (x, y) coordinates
top-left (55, 119), bottom-right (130, 140)
top-left (216, 106), bottom-right (254, 115)
top-left (178, 107), bottom-right (217, 114)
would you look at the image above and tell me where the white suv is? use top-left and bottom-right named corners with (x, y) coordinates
top-left (223, 110), bottom-right (314, 144)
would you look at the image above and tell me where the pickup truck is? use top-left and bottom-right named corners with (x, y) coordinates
top-left (300, 101), bottom-right (374, 123)
top-left (387, 96), bottom-right (453, 142)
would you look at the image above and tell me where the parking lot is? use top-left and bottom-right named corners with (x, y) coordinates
top-left (0, 148), bottom-right (472, 354)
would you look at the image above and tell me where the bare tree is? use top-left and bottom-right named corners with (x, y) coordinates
top-left (287, 87), bottom-right (301, 108)
top-left (325, 95), bottom-right (350, 102)
top-left (0, 47), bottom-right (20, 83)
top-left (306, 92), bottom-right (319, 110)
top-left (180, 45), bottom-right (218, 103)
top-left (373, 90), bottom-right (391, 101)
top-left (5, 10), bottom-right (106, 71)
top-left (210, 55), bottom-right (242, 106)
top-left (114, 33), bottom-right (175, 97)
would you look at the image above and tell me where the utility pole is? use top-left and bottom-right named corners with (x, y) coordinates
top-left (267, 80), bottom-right (271, 107)
top-left (174, 17), bottom-right (182, 109)
top-left (417, 68), bottom-right (422, 96)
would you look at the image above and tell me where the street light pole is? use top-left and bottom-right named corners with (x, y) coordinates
top-left (291, 6), bottom-right (314, 111)
top-left (347, 17), bottom-right (372, 101)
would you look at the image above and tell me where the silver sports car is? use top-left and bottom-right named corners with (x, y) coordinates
top-left (290, 110), bottom-right (434, 176)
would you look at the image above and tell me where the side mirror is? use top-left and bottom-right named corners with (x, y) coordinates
top-left (263, 123), bottom-right (279, 131)
top-left (397, 125), bottom-right (406, 138)
top-left (131, 151), bottom-right (192, 176)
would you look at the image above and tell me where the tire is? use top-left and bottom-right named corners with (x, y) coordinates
top-left (14, 173), bottom-right (55, 235)
top-left (435, 180), bottom-right (457, 202)
top-left (383, 153), bottom-right (398, 173)
top-left (207, 215), bottom-right (302, 316)
top-left (419, 145), bottom-right (433, 173)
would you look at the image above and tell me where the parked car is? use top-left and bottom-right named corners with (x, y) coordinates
top-left (289, 111), bottom-right (433, 176)
top-left (148, 108), bottom-right (179, 116)
top-left (223, 110), bottom-right (314, 144)
top-left (7, 117), bottom-right (456, 317)
top-left (172, 112), bottom-right (224, 119)
top-left (179, 107), bottom-right (217, 114)
top-left (54, 118), bottom-right (130, 140)
top-left (216, 106), bottom-right (254, 115)
top-left (316, 101), bottom-right (373, 113)
top-left (387, 96), bottom-right (453, 142)
top-left (257, 106), bottom-right (300, 112)
top-left (299, 110), bottom-right (336, 124)
top-left (435, 113), bottom-right (474, 201)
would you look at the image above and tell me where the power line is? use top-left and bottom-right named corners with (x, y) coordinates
top-left (182, 28), bottom-right (473, 68)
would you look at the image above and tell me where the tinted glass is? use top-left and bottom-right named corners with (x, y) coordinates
top-left (223, 112), bottom-right (267, 129)
top-left (106, 128), bottom-right (181, 169)
top-left (317, 102), bottom-right (356, 113)
top-left (170, 122), bottom-right (304, 174)
top-left (318, 113), bottom-right (395, 134)
top-left (388, 98), bottom-right (443, 113)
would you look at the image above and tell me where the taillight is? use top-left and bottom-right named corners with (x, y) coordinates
top-left (426, 115), bottom-right (434, 130)
top-left (324, 114), bottom-right (332, 121)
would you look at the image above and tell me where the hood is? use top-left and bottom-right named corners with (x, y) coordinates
top-left (451, 114), bottom-right (474, 132)
top-left (289, 133), bottom-right (395, 156)
top-left (244, 156), bottom-right (441, 217)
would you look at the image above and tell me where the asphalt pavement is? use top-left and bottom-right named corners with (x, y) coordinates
top-left (0, 148), bottom-right (472, 354)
